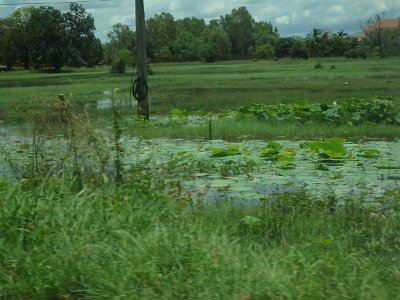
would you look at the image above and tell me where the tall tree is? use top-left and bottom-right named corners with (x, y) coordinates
top-left (28, 6), bottom-right (69, 71)
top-left (146, 12), bottom-right (176, 61)
top-left (219, 6), bottom-right (254, 56)
top-left (201, 25), bottom-right (231, 62)
top-left (64, 3), bottom-right (102, 67)
top-left (0, 17), bottom-right (17, 70)
top-left (363, 13), bottom-right (398, 58)
top-left (252, 21), bottom-right (278, 49)
top-left (103, 23), bottom-right (136, 65)
top-left (176, 17), bottom-right (206, 37)
top-left (9, 7), bottom-right (36, 69)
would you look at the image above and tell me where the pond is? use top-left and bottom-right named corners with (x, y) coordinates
top-left (122, 138), bottom-right (400, 205)
top-left (1, 126), bottom-right (399, 206)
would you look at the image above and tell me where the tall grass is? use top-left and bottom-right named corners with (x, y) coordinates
top-left (129, 118), bottom-right (400, 141)
top-left (1, 173), bottom-right (400, 299)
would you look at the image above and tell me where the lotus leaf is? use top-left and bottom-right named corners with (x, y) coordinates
top-left (208, 145), bottom-right (241, 157)
top-left (358, 148), bottom-right (380, 158)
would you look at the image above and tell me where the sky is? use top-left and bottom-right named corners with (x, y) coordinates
top-left (1, 0), bottom-right (400, 42)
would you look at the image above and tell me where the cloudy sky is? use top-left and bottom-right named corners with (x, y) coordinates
top-left (1, 0), bottom-right (400, 41)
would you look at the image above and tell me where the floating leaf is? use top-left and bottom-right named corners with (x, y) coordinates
top-left (207, 145), bottom-right (241, 157)
top-left (358, 148), bottom-right (380, 158)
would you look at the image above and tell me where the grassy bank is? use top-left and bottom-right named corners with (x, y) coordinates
top-left (1, 174), bottom-right (400, 299)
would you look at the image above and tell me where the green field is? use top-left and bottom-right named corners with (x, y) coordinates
top-left (1, 57), bottom-right (400, 115)
top-left (1, 58), bottom-right (400, 299)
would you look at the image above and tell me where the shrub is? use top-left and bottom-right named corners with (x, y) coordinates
top-left (344, 48), bottom-right (367, 59)
top-left (314, 62), bottom-right (323, 69)
top-left (111, 49), bottom-right (132, 74)
top-left (255, 44), bottom-right (274, 59)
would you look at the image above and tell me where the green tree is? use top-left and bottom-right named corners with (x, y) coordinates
top-left (255, 44), bottom-right (274, 59)
top-left (64, 3), bottom-right (102, 67)
top-left (201, 25), bottom-right (231, 62)
top-left (289, 38), bottom-right (309, 58)
top-left (0, 17), bottom-right (17, 70)
top-left (111, 49), bottom-right (131, 74)
top-left (252, 21), bottom-right (278, 49)
top-left (385, 27), bottom-right (400, 56)
top-left (8, 7), bottom-right (36, 69)
top-left (329, 30), bottom-right (350, 57)
top-left (364, 14), bottom-right (385, 58)
top-left (176, 17), bottom-right (206, 37)
top-left (146, 12), bottom-right (176, 61)
top-left (28, 6), bottom-right (69, 71)
top-left (306, 28), bottom-right (331, 57)
top-left (274, 37), bottom-right (295, 57)
top-left (103, 23), bottom-right (135, 65)
top-left (173, 31), bottom-right (202, 61)
top-left (220, 6), bottom-right (254, 56)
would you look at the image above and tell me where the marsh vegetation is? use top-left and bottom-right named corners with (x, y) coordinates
top-left (1, 58), bottom-right (400, 299)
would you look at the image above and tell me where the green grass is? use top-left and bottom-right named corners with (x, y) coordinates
top-left (1, 58), bottom-right (400, 121)
top-left (127, 118), bottom-right (400, 141)
top-left (1, 174), bottom-right (400, 299)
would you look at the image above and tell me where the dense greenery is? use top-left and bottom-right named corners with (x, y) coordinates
top-left (103, 7), bottom-right (399, 65)
top-left (1, 109), bottom-right (400, 298)
top-left (1, 5), bottom-right (399, 71)
top-left (1, 38), bottom-right (400, 300)
top-left (0, 3), bottom-right (102, 71)
top-left (1, 172), bottom-right (400, 299)
top-left (1, 58), bottom-right (399, 126)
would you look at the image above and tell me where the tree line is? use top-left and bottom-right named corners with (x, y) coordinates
top-left (1, 5), bottom-right (399, 72)
top-left (0, 3), bottom-right (102, 71)
top-left (104, 6), bottom-right (399, 73)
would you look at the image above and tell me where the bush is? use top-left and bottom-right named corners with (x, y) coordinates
top-left (111, 57), bottom-right (126, 74)
top-left (111, 49), bottom-right (133, 74)
top-left (255, 44), bottom-right (274, 59)
top-left (344, 48), bottom-right (367, 59)
top-left (314, 62), bottom-right (323, 69)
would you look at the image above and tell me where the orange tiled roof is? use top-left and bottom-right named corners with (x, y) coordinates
top-left (364, 18), bottom-right (400, 32)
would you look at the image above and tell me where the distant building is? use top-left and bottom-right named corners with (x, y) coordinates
top-left (349, 32), bottom-right (366, 42)
top-left (351, 18), bottom-right (399, 42)
top-left (364, 18), bottom-right (400, 32)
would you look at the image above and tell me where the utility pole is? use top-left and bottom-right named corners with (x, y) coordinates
top-left (134, 0), bottom-right (149, 119)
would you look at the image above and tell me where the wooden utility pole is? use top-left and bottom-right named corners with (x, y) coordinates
top-left (135, 0), bottom-right (149, 119)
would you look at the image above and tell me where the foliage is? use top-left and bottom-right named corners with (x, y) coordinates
top-left (207, 145), bottom-right (241, 157)
top-left (239, 98), bottom-right (400, 126)
top-left (1, 172), bottom-right (400, 299)
top-left (103, 23), bottom-right (135, 66)
top-left (146, 12), bottom-right (176, 62)
top-left (201, 26), bottom-right (231, 62)
top-left (344, 48), bottom-right (367, 59)
top-left (2, 121), bottom-right (400, 299)
top-left (0, 4), bottom-right (102, 71)
top-left (314, 62), bottom-right (323, 69)
top-left (300, 137), bottom-right (347, 159)
top-left (259, 142), bottom-right (296, 168)
top-left (255, 44), bottom-right (274, 59)
top-left (110, 49), bottom-right (132, 74)
top-left (64, 3), bottom-right (102, 67)
top-left (219, 6), bottom-right (256, 56)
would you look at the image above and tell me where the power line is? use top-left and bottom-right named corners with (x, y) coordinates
top-left (0, 0), bottom-right (110, 5)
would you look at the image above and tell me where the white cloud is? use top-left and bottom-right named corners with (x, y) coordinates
top-left (275, 15), bottom-right (290, 25)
